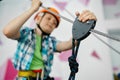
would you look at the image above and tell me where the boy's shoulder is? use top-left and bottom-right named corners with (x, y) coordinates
top-left (21, 27), bottom-right (33, 31)
top-left (20, 27), bottom-right (34, 34)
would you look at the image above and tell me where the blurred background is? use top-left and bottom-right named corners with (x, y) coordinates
top-left (0, 0), bottom-right (120, 80)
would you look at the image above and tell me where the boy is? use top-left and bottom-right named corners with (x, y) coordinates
top-left (3, 0), bottom-right (97, 80)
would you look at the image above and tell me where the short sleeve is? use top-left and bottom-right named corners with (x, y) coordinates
top-left (51, 37), bottom-right (61, 52)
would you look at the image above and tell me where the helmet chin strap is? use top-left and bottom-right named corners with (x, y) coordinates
top-left (36, 24), bottom-right (50, 36)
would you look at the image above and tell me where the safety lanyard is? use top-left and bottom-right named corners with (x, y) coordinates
top-left (68, 39), bottom-right (80, 80)
top-left (68, 18), bottom-right (96, 80)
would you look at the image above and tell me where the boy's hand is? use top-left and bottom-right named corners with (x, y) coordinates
top-left (31, 0), bottom-right (42, 12)
top-left (75, 10), bottom-right (97, 22)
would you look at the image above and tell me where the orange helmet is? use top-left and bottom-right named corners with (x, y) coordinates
top-left (34, 7), bottom-right (60, 27)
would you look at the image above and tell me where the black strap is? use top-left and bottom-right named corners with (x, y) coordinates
top-left (68, 39), bottom-right (80, 80)
top-left (36, 24), bottom-right (50, 36)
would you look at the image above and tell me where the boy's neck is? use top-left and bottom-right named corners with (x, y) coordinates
top-left (35, 27), bottom-right (42, 36)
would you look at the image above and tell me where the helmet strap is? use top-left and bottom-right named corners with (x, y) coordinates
top-left (36, 23), bottom-right (50, 36)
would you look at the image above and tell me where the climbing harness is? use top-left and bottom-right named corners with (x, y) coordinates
top-left (40, 5), bottom-right (120, 80)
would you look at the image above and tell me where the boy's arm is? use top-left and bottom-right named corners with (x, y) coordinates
top-left (3, 0), bottom-right (42, 39)
top-left (56, 39), bottom-right (72, 52)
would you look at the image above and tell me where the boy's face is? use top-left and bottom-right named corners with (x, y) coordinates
top-left (39, 13), bottom-right (58, 34)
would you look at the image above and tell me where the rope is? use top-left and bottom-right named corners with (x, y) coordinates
top-left (68, 56), bottom-right (79, 80)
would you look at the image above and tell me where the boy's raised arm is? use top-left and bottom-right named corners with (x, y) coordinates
top-left (3, 0), bottom-right (42, 39)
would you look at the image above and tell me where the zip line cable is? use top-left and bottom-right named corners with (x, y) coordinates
top-left (91, 32), bottom-right (120, 55)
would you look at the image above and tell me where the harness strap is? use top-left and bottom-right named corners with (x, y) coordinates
top-left (18, 70), bottom-right (42, 78)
